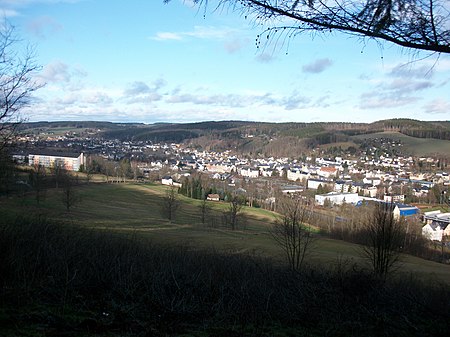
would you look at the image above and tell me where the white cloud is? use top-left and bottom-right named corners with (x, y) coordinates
top-left (124, 81), bottom-right (150, 96)
top-left (185, 26), bottom-right (234, 39)
top-left (26, 15), bottom-right (63, 39)
top-left (85, 92), bottom-right (113, 105)
top-left (0, 0), bottom-right (83, 16)
top-left (152, 32), bottom-right (182, 41)
top-left (424, 98), bottom-right (450, 115)
top-left (256, 53), bottom-right (275, 63)
top-left (282, 91), bottom-right (311, 110)
top-left (389, 63), bottom-right (434, 79)
top-left (179, 0), bottom-right (196, 7)
top-left (358, 59), bottom-right (439, 110)
top-left (302, 58), bottom-right (333, 74)
top-left (122, 80), bottom-right (165, 104)
top-left (224, 37), bottom-right (245, 53)
top-left (386, 78), bottom-right (434, 92)
top-left (152, 26), bottom-right (238, 42)
top-left (37, 60), bottom-right (71, 84)
top-left (0, 8), bottom-right (19, 17)
top-left (359, 92), bottom-right (419, 110)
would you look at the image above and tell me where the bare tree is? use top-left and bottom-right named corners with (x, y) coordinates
top-left (30, 164), bottom-right (47, 204)
top-left (0, 21), bottom-right (42, 151)
top-left (164, 1), bottom-right (450, 54)
top-left (199, 197), bottom-right (211, 225)
top-left (131, 160), bottom-right (139, 182)
top-left (52, 161), bottom-right (65, 189)
top-left (223, 196), bottom-right (245, 230)
top-left (83, 155), bottom-right (94, 184)
top-left (0, 149), bottom-right (15, 195)
top-left (271, 196), bottom-right (314, 271)
top-left (161, 186), bottom-right (181, 222)
top-left (61, 172), bottom-right (81, 212)
top-left (85, 165), bottom-right (93, 184)
top-left (360, 202), bottom-right (406, 279)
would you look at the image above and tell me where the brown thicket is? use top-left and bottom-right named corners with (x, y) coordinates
top-left (1, 215), bottom-right (449, 335)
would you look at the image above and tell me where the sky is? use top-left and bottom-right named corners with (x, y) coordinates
top-left (3, 0), bottom-right (450, 124)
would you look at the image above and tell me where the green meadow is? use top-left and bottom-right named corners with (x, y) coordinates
top-left (352, 131), bottom-right (450, 157)
top-left (3, 181), bottom-right (449, 283)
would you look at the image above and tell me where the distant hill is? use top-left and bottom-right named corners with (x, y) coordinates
top-left (18, 121), bottom-right (143, 130)
top-left (19, 119), bottom-right (450, 157)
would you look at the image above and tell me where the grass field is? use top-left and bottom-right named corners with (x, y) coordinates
top-left (351, 131), bottom-right (450, 156)
top-left (3, 181), bottom-right (450, 283)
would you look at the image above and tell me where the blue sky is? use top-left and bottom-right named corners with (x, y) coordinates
top-left (3, 0), bottom-right (450, 123)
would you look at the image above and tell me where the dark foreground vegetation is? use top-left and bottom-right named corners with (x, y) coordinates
top-left (1, 214), bottom-right (449, 337)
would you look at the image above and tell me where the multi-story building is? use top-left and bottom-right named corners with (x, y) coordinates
top-left (28, 152), bottom-right (85, 171)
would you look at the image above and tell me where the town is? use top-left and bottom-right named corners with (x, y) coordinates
top-left (13, 126), bottom-right (450, 245)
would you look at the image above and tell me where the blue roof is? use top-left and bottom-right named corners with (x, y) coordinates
top-left (395, 203), bottom-right (418, 210)
top-left (399, 208), bottom-right (419, 216)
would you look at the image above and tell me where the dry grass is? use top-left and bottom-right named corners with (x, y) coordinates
top-left (2, 181), bottom-right (450, 283)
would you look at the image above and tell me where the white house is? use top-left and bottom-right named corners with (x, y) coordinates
top-left (384, 194), bottom-right (405, 203)
top-left (161, 176), bottom-right (182, 188)
top-left (206, 194), bottom-right (220, 201)
top-left (287, 168), bottom-right (309, 182)
top-left (363, 177), bottom-right (381, 186)
top-left (422, 223), bottom-right (450, 241)
top-left (240, 167), bottom-right (259, 178)
top-left (315, 192), bottom-right (360, 206)
top-left (363, 186), bottom-right (378, 198)
top-left (422, 211), bottom-right (450, 242)
top-left (307, 178), bottom-right (333, 190)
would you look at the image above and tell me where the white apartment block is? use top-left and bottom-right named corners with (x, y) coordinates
top-left (29, 152), bottom-right (85, 172)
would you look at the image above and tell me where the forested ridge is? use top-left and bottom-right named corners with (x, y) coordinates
top-left (19, 119), bottom-right (450, 157)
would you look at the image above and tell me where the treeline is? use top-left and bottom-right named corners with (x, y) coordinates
top-left (373, 119), bottom-right (450, 140)
top-left (401, 128), bottom-right (450, 140)
top-left (178, 175), bottom-right (234, 201)
top-left (178, 176), bottom-right (209, 200)
top-left (101, 127), bottom-right (200, 143)
top-left (305, 131), bottom-right (349, 147)
top-left (86, 156), bottom-right (138, 182)
top-left (18, 121), bottom-right (127, 130)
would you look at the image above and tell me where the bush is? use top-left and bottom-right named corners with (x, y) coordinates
top-left (1, 214), bottom-right (449, 336)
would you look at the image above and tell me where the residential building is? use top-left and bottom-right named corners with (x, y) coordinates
top-left (240, 167), bottom-right (259, 178)
top-left (422, 222), bottom-right (450, 241)
top-left (315, 192), bottom-right (360, 206)
top-left (384, 194), bottom-right (405, 203)
top-left (307, 178), bottom-right (333, 190)
top-left (318, 166), bottom-right (338, 179)
top-left (206, 194), bottom-right (220, 201)
top-left (28, 152), bottom-right (85, 171)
